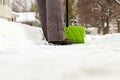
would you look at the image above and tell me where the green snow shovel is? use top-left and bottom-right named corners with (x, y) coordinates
top-left (64, 0), bottom-right (85, 43)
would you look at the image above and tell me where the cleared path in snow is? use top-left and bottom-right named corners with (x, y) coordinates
top-left (0, 19), bottom-right (120, 80)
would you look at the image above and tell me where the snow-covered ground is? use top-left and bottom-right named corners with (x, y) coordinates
top-left (16, 12), bottom-right (36, 22)
top-left (0, 18), bottom-right (120, 80)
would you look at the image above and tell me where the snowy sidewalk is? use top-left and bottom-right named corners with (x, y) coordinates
top-left (0, 18), bottom-right (120, 80)
top-left (0, 41), bottom-right (120, 80)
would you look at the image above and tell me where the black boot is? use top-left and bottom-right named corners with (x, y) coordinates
top-left (49, 39), bottom-right (73, 45)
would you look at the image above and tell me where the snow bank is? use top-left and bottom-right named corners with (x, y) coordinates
top-left (101, 33), bottom-right (120, 41)
top-left (16, 12), bottom-right (36, 22)
top-left (0, 18), bottom-right (48, 49)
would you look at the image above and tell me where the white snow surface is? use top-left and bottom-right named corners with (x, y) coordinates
top-left (0, 18), bottom-right (120, 80)
top-left (16, 12), bottom-right (36, 22)
top-left (0, 18), bottom-right (48, 50)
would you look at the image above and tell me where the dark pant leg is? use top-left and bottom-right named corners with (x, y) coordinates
top-left (46, 0), bottom-right (66, 41)
top-left (36, 0), bottom-right (48, 40)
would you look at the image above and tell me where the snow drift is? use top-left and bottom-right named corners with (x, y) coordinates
top-left (0, 18), bottom-right (48, 49)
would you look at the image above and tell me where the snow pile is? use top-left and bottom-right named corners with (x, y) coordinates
top-left (101, 33), bottom-right (120, 41)
top-left (0, 18), bottom-right (48, 49)
top-left (86, 33), bottom-right (120, 42)
top-left (16, 12), bottom-right (36, 22)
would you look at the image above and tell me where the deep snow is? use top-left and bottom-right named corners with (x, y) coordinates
top-left (0, 18), bottom-right (120, 80)
top-left (0, 18), bottom-right (48, 50)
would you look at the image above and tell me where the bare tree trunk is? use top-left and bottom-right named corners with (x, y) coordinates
top-left (103, 27), bottom-right (106, 35)
top-left (101, 21), bottom-right (106, 35)
top-left (103, 17), bottom-right (109, 35)
top-left (98, 27), bottom-right (101, 34)
top-left (118, 21), bottom-right (120, 33)
top-left (106, 17), bottom-right (109, 34)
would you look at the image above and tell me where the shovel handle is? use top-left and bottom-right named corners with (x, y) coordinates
top-left (66, 0), bottom-right (69, 27)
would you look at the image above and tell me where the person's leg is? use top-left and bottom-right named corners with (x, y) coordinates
top-left (61, 0), bottom-right (65, 27)
top-left (46, 0), bottom-right (66, 42)
top-left (36, 0), bottom-right (48, 40)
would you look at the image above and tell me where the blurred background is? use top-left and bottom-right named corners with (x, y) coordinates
top-left (0, 0), bottom-right (120, 35)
